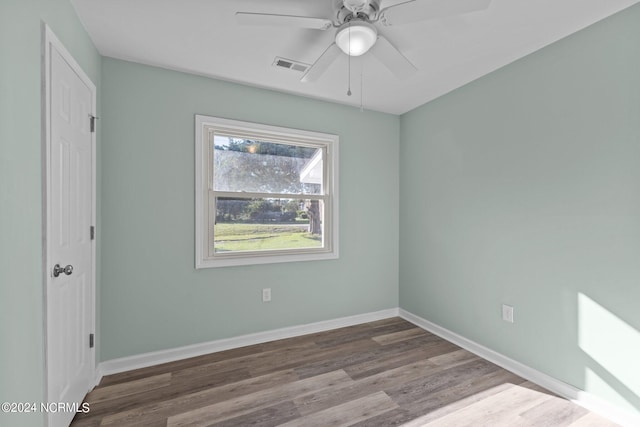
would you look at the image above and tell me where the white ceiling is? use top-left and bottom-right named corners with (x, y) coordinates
top-left (72, 0), bottom-right (639, 115)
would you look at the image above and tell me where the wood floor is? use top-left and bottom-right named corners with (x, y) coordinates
top-left (71, 318), bottom-right (618, 427)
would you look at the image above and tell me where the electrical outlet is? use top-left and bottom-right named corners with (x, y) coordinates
top-left (262, 288), bottom-right (271, 303)
top-left (502, 304), bottom-right (514, 323)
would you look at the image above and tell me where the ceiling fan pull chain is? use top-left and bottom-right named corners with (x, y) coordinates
top-left (347, 21), bottom-right (352, 96)
top-left (360, 60), bottom-right (364, 112)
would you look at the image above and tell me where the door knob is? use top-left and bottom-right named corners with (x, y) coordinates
top-left (53, 264), bottom-right (73, 277)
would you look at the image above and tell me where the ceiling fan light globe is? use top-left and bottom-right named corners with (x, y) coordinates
top-left (335, 22), bottom-right (377, 56)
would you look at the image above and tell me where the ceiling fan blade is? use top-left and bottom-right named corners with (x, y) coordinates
top-left (301, 43), bottom-right (341, 83)
top-left (236, 12), bottom-right (332, 30)
top-left (379, 0), bottom-right (491, 26)
top-left (369, 36), bottom-right (417, 79)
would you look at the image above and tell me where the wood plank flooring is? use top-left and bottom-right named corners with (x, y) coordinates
top-left (71, 318), bottom-right (618, 426)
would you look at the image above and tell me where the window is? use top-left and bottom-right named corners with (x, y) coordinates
top-left (195, 115), bottom-right (339, 268)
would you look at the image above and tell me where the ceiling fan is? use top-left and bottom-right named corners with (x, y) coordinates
top-left (236, 0), bottom-right (491, 83)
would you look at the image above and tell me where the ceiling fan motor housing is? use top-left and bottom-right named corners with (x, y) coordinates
top-left (334, 0), bottom-right (381, 23)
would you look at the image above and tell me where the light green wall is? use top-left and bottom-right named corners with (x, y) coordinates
top-left (399, 4), bottom-right (640, 416)
top-left (0, 1), bottom-right (101, 426)
top-left (99, 58), bottom-right (399, 360)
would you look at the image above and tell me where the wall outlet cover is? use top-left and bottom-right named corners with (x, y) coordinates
top-left (502, 304), bottom-right (514, 323)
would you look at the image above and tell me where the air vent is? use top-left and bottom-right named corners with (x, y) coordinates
top-left (273, 57), bottom-right (310, 73)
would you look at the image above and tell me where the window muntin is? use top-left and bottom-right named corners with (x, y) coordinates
top-left (196, 116), bottom-right (338, 268)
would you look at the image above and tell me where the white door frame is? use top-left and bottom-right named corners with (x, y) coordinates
top-left (42, 23), bottom-right (97, 421)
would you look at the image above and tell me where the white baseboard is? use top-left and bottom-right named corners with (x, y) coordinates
top-left (93, 365), bottom-right (104, 389)
top-left (399, 308), bottom-right (640, 427)
top-left (98, 308), bottom-right (399, 377)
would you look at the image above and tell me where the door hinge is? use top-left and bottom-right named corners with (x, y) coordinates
top-left (89, 333), bottom-right (94, 349)
top-left (89, 115), bottom-right (99, 133)
top-left (90, 225), bottom-right (95, 240)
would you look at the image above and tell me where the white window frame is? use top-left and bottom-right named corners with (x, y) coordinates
top-left (195, 115), bottom-right (339, 268)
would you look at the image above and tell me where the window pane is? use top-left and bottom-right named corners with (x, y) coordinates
top-left (212, 197), bottom-right (324, 253)
top-left (213, 136), bottom-right (323, 195)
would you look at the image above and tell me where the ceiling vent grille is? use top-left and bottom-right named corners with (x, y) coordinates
top-left (273, 57), bottom-right (310, 73)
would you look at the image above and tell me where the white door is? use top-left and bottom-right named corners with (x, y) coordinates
top-left (45, 27), bottom-right (96, 427)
